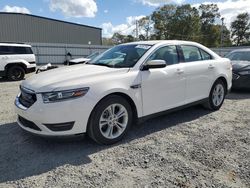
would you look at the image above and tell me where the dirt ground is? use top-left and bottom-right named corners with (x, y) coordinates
top-left (0, 75), bottom-right (249, 188)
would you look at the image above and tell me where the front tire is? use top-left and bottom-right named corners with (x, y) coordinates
top-left (88, 95), bottom-right (133, 145)
top-left (204, 79), bottom-right (226, 110)
top-left (7, 65), bottom-right (25, 81)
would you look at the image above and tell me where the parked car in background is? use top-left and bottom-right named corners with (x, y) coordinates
top-left (225, 49), bottom-right (250, 89)
top-left (68, 51), bottom-right (102, 65)
top-left (15, 40), bottom-right (232, 144)
top-left (0, 43), bottom-right (36, 81)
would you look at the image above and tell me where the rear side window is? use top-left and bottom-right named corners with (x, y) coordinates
top-left (11, 47), bottom-right (33, 54)
top-left (199, 49), bottom-right (212, 60)
top-left (12, 47), bottom-right (27, 54)
top-left (181, 45), bottom-right (202, 62)
top-left (0, 46), bottom-right (33, 55)
top-left (25, 47), bottom-right (33, 54)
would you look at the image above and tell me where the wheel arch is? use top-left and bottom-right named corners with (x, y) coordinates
top-left (217, 76), bottom-right (228, 91)
top-left (109, 92), bottom-right (138, 120)
top-left (210, 75), bottom-right (229, 95)
top-left (87, 92), bottom-right (139, 132)
top-left (5, 63), bottom-right (27, 73)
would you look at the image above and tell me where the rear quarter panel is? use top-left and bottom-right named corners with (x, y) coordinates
top-left (213, 57), bottom-right (232, 91)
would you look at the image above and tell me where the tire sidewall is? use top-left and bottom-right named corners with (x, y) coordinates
top-left (209, 80), bottom-right (226, 110)
top-left (8, 66), bottom-right (25, 81)
top-left (88, 95), bottom-right (133, 145)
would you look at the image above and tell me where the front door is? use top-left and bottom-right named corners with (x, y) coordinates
top-left (140, 45), bottom-right (186, 116)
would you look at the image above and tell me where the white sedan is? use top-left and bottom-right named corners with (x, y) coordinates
top-left (15, 40), bottom-right (232, 144)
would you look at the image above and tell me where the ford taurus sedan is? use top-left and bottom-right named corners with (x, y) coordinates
top-left (15, 40), bottom-right (232, 144)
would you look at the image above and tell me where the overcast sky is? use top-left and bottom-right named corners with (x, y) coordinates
top-left (0, 0), bottom-right (250, 37)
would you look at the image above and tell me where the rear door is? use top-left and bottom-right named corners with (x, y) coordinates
top-left (8, 46), bottom-right (35, 64)
top-left (0, 46), bottom-right (11, 70)
top-left (179, 45), bottom-right (216, 103)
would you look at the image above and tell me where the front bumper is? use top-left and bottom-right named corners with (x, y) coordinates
top-left (26, 67), bottom-right (36, 74)
top-left (26, 64), bottom-right (36, 74)
top-left (232, 72), bottom-right (250, 89)
top-left (15, 92), bottom-right (95, 136)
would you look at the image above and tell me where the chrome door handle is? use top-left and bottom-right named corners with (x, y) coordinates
top-left (208, 64), bottom-right (215, 69)
top-left (176, 69), bottom-right (184, 74)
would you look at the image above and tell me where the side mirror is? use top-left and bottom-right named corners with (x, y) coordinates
top-left (142, 60), bottom-right (167, 71)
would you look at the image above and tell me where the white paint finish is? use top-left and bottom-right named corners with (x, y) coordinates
top-left (140, 63), bottom-right (186, 116)
top-left (0, 43), bottom-right (36, 71)
top-left (15, 40), bottom-right (232, 136)
top-left (183, 60), bottom-right (216, 104)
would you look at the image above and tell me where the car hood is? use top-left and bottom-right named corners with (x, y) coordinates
top-left (232, 61), bottom-right (250, 71)
top-left (21, 64), bottom-right (129, 92)
top-left (69, 57), bottom-right (90, 63)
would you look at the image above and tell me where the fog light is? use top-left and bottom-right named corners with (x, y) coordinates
top-left (43, 122), bottom-right (74, 131)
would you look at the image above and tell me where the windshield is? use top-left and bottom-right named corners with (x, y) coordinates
top-left (88, 44), bottom-right (152, 68)
top-left (226, 51), bottom-right (250, 62)
top-left (86, 52), bottom-right (101, 60)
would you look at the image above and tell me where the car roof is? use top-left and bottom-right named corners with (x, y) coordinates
top-left (0, 42), bottom-right (31, 47)
top-left (122, 40), bottom-right (201, 46)
top-left (121, 40), bottom-right (220, 59)
top-left (230, 48), bottom-right (250, 53)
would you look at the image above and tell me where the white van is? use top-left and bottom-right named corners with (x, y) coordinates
top-left (0, 43), bottom-right (36, 81)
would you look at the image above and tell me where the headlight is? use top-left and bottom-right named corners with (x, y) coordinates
top-left (42, 87), bottom-right (89, 103)
top-left (238, 70), bottom-right (250, 75)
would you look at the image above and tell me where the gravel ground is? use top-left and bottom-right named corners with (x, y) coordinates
top-left (0, 75), bottom-right (249, 188)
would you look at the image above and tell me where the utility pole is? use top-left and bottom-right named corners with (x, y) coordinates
top-left (220, 17), bottom-right (224, 55)
top-left (135, 20), bottom-right (139, 41)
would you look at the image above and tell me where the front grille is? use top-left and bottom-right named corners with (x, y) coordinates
top-left (19, 87), bottom-right (37, 108)
top-left (18, 116), bottom-right (41, 131)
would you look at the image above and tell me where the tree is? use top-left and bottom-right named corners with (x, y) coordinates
top-left (199, 4), bottom-right (220, 25)
top-left (151, 4), bottom-right (201, 41)
top-left (125, 35), bottom-right (135, 42)
top-left (199, 4), bottom-right (221, 47)
top-left (231, 13), bottom-right (250, 46)
top-left (151, 4), bottom-right (177, 39)
top-left (102, 37), bottom-right (115, 46)
top-left (111, 33), bottom-right (135, 45)
top-left (138, 16), bottom-right (154, 40)
top-left (111, 33), bottom-right (125, 44)
top-left (169, 4), bottom-right (201, 41)
top-left (221, 25), bottom-right (232, 47)
top-left (105, 3), bottom-right (236, 47)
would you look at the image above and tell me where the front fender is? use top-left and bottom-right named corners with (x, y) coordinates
top-left (5, 59), bottom-right (30, 67)
top-left (89, 86), bottom-right (143, 118)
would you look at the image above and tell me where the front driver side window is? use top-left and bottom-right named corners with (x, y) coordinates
top-left (148, 45), bottom-right (178, 65)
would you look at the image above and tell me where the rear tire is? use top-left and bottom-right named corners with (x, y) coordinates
top-left (7, 65), bottom-right (25, 81)
top-left (204, 79), bottom-right (226, 110)
top-left (87, 95), bottom-right (133, 145)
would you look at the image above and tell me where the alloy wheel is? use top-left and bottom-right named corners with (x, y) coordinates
top-left (99, 103), bottom-right (128, 139)
top-left (212, 84), bottom-right (225, 106)
top-left (11, 68), bottom-right (22, 80)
